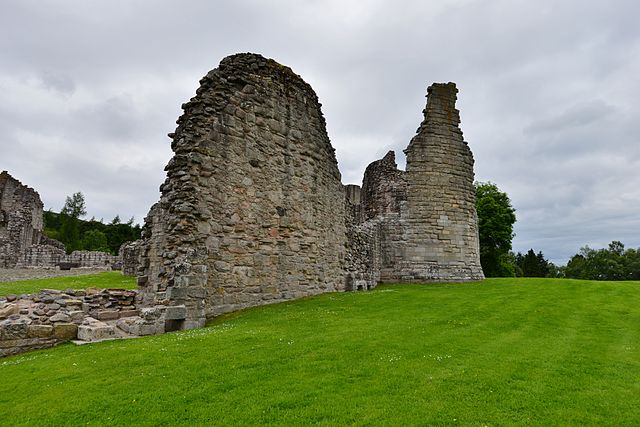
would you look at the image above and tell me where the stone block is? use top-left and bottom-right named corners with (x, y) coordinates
top-left (65, 299), bottom-right (83, 307)
top-left (53, 323), bottom-right (78, 340)
top-left (49, 313), bottom-right (71, 323)
top-left (0, 304), bottom-right (19, 320)
top-left (140, 306), bottom-right (165, 321)
top-left (28, 324), bottom-right (53, 338)
top-left (167, 287), bottom-right (187, 299)
top-left (0, 320), bottom-right (29, 339)
top-left (68, 310), bottom-right (85, 323)
top-left (115, 317), bottom-right (138, 334)
top-left (94, 310), bottom-right (120, 321)
top-left (118, 309), bottom-right (139, 318)
top-left (187, 287), bottom-right (206, 299)
top-left (137, 323), bottom-right (161, 336)
top-left (77, 322), bottom-right (115, 341)
top-left (164, 305), bottom-right (186, 320)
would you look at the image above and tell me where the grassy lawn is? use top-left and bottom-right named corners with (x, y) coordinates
top-left (1, 278), bottom-right (639, 425)
top-left (0, 272), bottom-right (136, 296)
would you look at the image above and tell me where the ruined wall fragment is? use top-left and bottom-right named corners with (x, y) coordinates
top-left (360, 151), bottom-right (407, 220)
top-left (349, 151), bottom-right (407, 283)
top-left (139, 53), bottom-right (347, 330)
top-left (120, 240), bottom-right (144, 276)
top-left (0, 171), bottom-right (46, 268)
top-left (400, 83), bottom-right (484, 281)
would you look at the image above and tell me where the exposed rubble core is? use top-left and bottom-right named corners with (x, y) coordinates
top-left (120, 240), bottom-right (144, 276)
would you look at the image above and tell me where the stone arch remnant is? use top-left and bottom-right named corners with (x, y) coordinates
top-left (136, 53), bottom-right (484, 334)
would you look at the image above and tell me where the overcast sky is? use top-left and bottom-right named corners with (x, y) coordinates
top-left (1, 0), bottom-right (639, 264)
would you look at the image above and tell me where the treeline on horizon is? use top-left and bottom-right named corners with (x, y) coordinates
top-left (501, 243), bottom-right (640, 280)
top-left (43, 192), bottom-right (141, 255)
top-left (475, 182), bottom-right (640, 281)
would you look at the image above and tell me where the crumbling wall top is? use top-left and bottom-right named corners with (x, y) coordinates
top-left (360, 151), bottom-right (407, 221)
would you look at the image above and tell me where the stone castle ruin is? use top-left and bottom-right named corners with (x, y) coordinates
top-left (137, 53), bottom-right (484, 332)
top-left (0, 171), bottom-right (119, 269)
top-left (0, 171), bottom-right (48, 268)
top-left (1, 53), bottom-right (484, 356)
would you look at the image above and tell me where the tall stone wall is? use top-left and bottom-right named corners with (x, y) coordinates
top-left (0, 171), bottom-right (46, 268)
top-left (138, 53), bottom-right (347, 330)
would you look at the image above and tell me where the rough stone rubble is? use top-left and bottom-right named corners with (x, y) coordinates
top-left (0, 288), bottom-right (138, 357)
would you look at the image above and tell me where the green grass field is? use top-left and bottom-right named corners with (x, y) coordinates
top-left (0, 272), bottom-right (136, 296)
top-left (1, 278), bottom-right (639, 425)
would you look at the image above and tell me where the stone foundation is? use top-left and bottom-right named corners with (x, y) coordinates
top-left (0, 288), bottom-right (140, 357)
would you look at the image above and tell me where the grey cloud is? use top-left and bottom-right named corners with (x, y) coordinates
top-left (524, 100), bottom-right (615, 135)
top-left (1, 0), bottom-right (640, 265)
top-left (38, 71), bottom-right (76, 95)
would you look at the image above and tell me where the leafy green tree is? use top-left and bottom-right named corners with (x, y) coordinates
top-left (61, 192), bottom-right (87, 218)
top-left (82, 230), bottom-right (109, 252)
top-left (564, 241), bottom-right (640, 280)
top-left (546, 262), bottom-right (564, 278)
top-left (623, 248), bottom-right (640, 280)
top-left (44, 208), bottom-right (141, 255)
top-left (475, 182), bottom-right (517, 277)
top-left (565, 253), bottom-right (588, 279)
top-left (59, 192), bottom-right (86, 253)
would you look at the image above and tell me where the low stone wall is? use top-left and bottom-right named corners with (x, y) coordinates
top-left (16, 248), bottom-right (120, 269)
top-left (17, 244), bottom-right (66, 268)
top-left (0, 288), bottom-right (139, 357)
top-left (68, 251), bottom-right (120, 269)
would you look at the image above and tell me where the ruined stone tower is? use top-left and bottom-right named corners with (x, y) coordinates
top-left (401, 83), bottom-right (483, 281)
top-left (344, 83), bottom-right (483, 284)
top-left (137, 54), bottom-right (483, 334)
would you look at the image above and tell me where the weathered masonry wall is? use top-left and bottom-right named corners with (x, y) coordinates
top-left (138, 53), bottom-right (347, 329)
top-left (401, 83), bottom-right (483, 281)
top-left (0, 171), bottom-right (45, 268)
top-left (346, 83), bottom-right (484, 283)
top-left (1, 55), bottom-right (485, 357)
